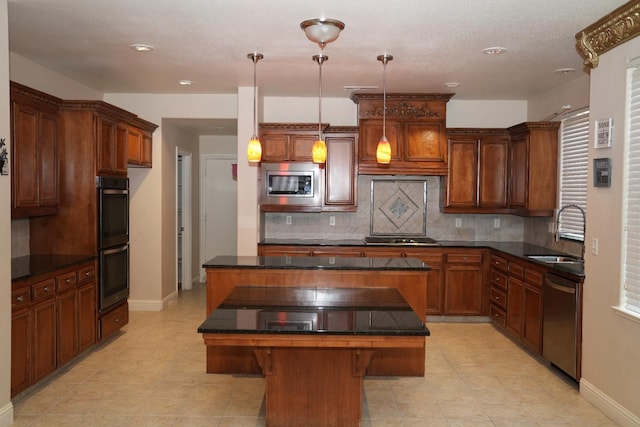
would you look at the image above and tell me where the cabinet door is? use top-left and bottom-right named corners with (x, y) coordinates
top-left (522, 285), bottom-right (543, 353)
top-left (114, 125), bottom-right (128, 175)
top-left (97, 117), bottom-right (116, 175)
top-left (57, 289), bottom-right (79, 366)
top-left (325, 134), bottom-right (357, 209)
top-left (359, 120), bottom-right (402, 162)
top-left (406, 251), bottom-right (444, 315)
top-left (11, 307), bottom-right (32, 396)
top-left (261, 134), bottom-right (289, 162)
top-left (509, 135), bottom-right (528, 209)
top-left (444, 264), bottom-right (484, 315)
top-left (405, 122), bottom-right (446, 163)
top-left (12, 102), bottom-right (39, 209)
top-left (290, 134), bottom-right (315, 162)
top-left (506, 276), bottom-right (524, 338)
top-left (78, 282), bottom-right (97, 352)
top-left (445, 137), bottom-right (478, 208)
top-left (478, 138), bottom-right (508, 208)
top-left (32, 298), bottom-right (56, 382)
top-left (141, 133), bottom-right (153, 166)
top-left (127, 127), bottom-right (142, 165)
top-left (37, 111), bottom-right (59, 207)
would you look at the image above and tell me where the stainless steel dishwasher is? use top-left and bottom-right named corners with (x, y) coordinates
top-left (543, 273), bottom-right (580, 380)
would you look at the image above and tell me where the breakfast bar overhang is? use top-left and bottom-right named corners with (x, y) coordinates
top-left (201, 255), bottom-right (430, 376)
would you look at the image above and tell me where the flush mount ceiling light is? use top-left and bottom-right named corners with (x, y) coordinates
top-left (247, 52), bottom-right (264, 163)
top-left (301, 18), bottom-right (345, 164)
top-left (300, 18), bottom-right (345, 49)
top-left (179, 80), bottom-right (193, 86)
top-left (376, 54), bottom-right (393, 165)
top-left (444, 82), bottom-right (461, 88)
top-left (130, 43), bottom-right (154, 52)
top-left (554, 67), bottom-right (576, 74)
top-left (482, 46), bottom-right (507, 55)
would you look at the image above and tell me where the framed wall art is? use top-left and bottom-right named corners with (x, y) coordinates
top-left (595, 118), bottom-right (613, 149)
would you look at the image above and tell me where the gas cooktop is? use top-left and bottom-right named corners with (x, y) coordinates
top-left (364, 236), bottom-right (440, 246)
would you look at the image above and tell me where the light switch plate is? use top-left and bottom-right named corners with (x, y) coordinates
top-left (455, 218), bottom-right (462, 228)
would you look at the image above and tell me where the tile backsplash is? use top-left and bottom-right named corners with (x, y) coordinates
top-left (11, 218), bottom-right (30, 258)
top-left (263, 176), bottom-right (526, 242)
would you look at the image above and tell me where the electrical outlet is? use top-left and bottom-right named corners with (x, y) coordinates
top-left (455, 218), bottom-right (462, 228)
top-left (329, 216), bottom-right (336, 226)
top-left (494, 218), bottom-right (501, 228)
top-left (592, 237), bottom-right (599, 255)
top-left (285, 215), bottom-right (292, 225)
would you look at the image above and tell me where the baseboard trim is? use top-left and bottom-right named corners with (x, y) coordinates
top-left (128, 298), bottom-right (163, 311)
top-left (0, 401), bottom-right (14, 427)
top-left (580, 378), bottom-right (640, 427)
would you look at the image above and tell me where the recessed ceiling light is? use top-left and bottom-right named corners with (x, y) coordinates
top-left (343, 85), bottom-right (378, 91)
top-left (179, 80), bottom-right (194, 86)
top-left (482, 47), bottom-right (507, 55)
top-left (554, 67), bottom-right (576, 74)
top-left (130, 43), bottom-right (154, 52)
top-left (444, 82), bottom-right (461, 88)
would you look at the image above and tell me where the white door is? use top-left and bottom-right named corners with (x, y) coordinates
top-left (201, 154), bottom-right (238, 281)
top-left (177, 149), bottom-right (192, 290)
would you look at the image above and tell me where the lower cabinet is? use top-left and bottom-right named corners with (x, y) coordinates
top-left (443, 250), bottom-right (488, 315)
top-left (10, 259), bottom-right (97, 397)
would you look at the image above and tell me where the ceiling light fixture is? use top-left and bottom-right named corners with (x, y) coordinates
top-left (482, 47), bottom-right (506, 55)
top-left (130, 43), bottom-right (154, 52)
top-left (444, 82), bottom-right (461, 88)
top-left (247, 52), bottom-right (264, 163)
top-left (179, 80), bottom-right (193, 86)
top-left (300, 18), bottom-right (344, 164)
top-left (376, 54), bottom-right (393, 164)
top-left (554, 67), bottom-right (576, 74)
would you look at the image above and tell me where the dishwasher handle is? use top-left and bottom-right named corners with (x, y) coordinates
top-left (546, 281), bottom-right (576, 294)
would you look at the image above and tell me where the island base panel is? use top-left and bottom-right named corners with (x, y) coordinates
top-left (254, 347), bottom-right (372, 426)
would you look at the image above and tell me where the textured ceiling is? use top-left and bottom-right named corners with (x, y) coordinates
top-left (7, 0), bottom-right (627, 102)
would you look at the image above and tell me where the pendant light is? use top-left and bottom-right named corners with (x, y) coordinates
top-left (312, 53), bottom-right (328, 164)
top-left (247, 52), bottom-right (264, 163)
top-left (376, 54), bottom-right (393, 164)
top-left (300, 18), bottom-right (345, 164)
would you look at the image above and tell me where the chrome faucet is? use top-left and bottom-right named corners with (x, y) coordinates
top-left (555, 204), bottom-right (586, 258)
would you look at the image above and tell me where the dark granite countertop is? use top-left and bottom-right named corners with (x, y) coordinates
top-left (198, 286), bottom-right (430, 336)
top-left (258, 239), bottom-right (585, 278)
top-left (12, 254), bottom-right (96, 281)
top-left (203, 255), bottom-right (429, 271)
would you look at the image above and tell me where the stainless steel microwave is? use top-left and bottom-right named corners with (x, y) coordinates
top-left (261, 163), bottom-right (322, 208)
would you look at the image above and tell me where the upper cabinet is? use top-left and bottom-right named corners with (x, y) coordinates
top-left (59, 100), bottom-right (158, 177)
top-left (351, 93), bottom-right (453, 175)
top-left (259, 123), bottom-right (321, 162)
top-left (10, 82), bottom-right (62, 218)
top-left (441, 129), bottom-right (510, 214)
top-left (508, 122), bottom-right (560, 217)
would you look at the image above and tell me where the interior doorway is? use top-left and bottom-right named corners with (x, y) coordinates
top-left (200, 154), bottom-right (237, 281)
top-left (177, 148), bottom-right (193, 291)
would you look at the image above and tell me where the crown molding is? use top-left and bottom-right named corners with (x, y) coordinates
top-left (576, 1), bottom-right (640, 68)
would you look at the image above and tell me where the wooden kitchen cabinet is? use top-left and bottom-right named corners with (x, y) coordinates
top-left (127, 126), bottom-right (153, 167)
top-left (443, 249), bottom-right (488, 315)
top-left (96, 116), bottom-right (128, 176)
top-left (508, 122), bottom-right (560, 217)
top-left (10, 81), bottom-right (61, 218)
top-left (259, 123), bottom-right (320, 162)
top-left (323, 128), bottom-right (358, 211)
top-left (441, 129), bottom-right (509, 213)
top-left (10, 259), bottom-right (97, 397)
top-left (351, 93), bottom-right (453, 175)
top-left (405, 249), bottom-right (444, 315)
top-left (489, 254), bottom-right (508, 327)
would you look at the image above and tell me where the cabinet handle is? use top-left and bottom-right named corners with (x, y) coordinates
top-left (494, 296), bottom-right (500, 300)
top-left (85, 271), bottom-right (91, 276)
top-left (463, 256), bottom-right (468, 261)
top-left (114, 317), bottom-right (120, 323)
top-left (44, 286), bottom-right (50, 292)
top-left (16, 295), bottom-right (24, 302)
top-left (66, 278), bottom-right (72, 283)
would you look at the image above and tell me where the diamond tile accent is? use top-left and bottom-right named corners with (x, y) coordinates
top-left (371, 180), bottom-right (427, 235)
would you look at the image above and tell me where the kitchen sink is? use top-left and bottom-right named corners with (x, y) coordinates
top-left (527, 255), bottom-right (583, 264)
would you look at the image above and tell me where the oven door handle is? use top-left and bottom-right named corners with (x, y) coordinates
top-left (102, 244), bottom-right (128, 255)
top-left (101, 189), bottom-right (128, 195)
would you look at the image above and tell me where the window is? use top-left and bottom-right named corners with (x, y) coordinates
top-left (622, 65), bottom-right (640, 315)
top-left (558, 108), bottom-right (589, 241)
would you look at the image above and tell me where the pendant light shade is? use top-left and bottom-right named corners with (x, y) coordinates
top-left (376, 54), bottom-right (393, 164)
top-left (312, 53), bottom-right (328, 164)
top-left (247, 53), bottom-right (263, 163)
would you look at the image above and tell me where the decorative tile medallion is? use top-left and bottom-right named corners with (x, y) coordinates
top-left (371, 179), bottom-right (427, 235)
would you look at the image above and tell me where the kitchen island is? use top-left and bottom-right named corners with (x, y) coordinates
top-left (198, 285), bottom-right (429, 426)
top-left (202, 255), bottom-right (430, 376)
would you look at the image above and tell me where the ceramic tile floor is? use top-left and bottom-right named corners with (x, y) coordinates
top-left (11, 283), bottom-right (617, 426)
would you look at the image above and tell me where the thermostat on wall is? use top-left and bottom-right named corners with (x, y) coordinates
top-left (594, 157), bottom-right (611, 188)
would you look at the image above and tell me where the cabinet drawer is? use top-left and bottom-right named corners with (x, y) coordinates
top-left (508, 262), bottom-right (525, 278)
top-left (31, 278), bottom-right (55, 301)
top-left (490, 268), bottom-right (507, 290)
top-left (56, 271), bottom-right (77, 292)
top-left (446, 253), bottom-right (483, 264)
top-left (12, 287), bottom-right (30, 309)
top-left (77, 264), bottom-right (96, 284)
top-left (490, 254), bottom-right (508, 272)
top-left (99, 302), bottom-right (128, 340)
top-left (490, 304), bottom-right (506, 327)
top-left (490, 286), bottom-right (507, 310)
top-left (525, 268), bottom-right (544, 287)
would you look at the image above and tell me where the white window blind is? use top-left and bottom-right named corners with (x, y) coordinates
top-left (623, 66), bottom-right (640, 315)
top-left (558, 108), bottom-right (589, 241)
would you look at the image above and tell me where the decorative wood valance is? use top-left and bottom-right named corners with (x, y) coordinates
top-left (576, 0), bottom-right (640, 68)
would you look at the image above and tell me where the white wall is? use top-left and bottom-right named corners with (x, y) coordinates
top-left (528, 74), bottom-right (590, 122)
top-left (0, 3), bottom-right (12, 425)
top-left (578, 37), bottom-right (640, 426)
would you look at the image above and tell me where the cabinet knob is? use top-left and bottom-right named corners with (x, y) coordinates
top-left (114, 318), bottom-right (120, 323)
top-left (463, 256), bottom-right (468, 261)
top-left (16, 295), bottom-right (24, 302)
top-left (85, 271), bottom-right (91, 277)
top-left (44, 286), bottom-right (50, 292)
top-left (66, 278), bottom-right (72, 283)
